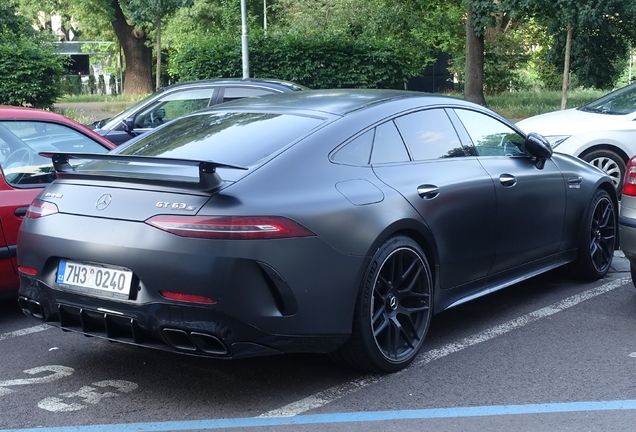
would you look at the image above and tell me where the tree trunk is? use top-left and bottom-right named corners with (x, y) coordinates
top-left (110, 0), bottom-right (153, 95)
top-left (561, 23), bottom-right (573, 110)
top-left (465, 4), bottom-right (486, 105)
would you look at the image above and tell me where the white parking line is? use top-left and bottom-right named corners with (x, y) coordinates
top-left (0, 324), bottom-right (50, 342)
top-left (259, 277), bottom-right (630, 418)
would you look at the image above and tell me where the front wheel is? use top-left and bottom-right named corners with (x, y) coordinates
top-left (581, 149), bottom-right (625, 191)
top-left (572, 189), bottom-right (616, 280)
top-left (330, 236), bottom-right (432, 373)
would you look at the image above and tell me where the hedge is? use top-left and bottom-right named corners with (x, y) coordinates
top-left (169, 32), bottom-right (431, 89)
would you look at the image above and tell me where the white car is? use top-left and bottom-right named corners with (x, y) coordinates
top-left (517, 83), bottom-right (636, 191)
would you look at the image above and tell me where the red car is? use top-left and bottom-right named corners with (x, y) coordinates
top-left (0, 106), bottom-right (116, 298)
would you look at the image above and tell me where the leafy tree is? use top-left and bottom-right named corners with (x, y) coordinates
top-left (0, 0), bottom-right (66, 108)
top-left (128, 0), bottom-right (191, 90)
top-left (14, 0), bottom-right (82, 40)
top-left (514, 0), bottom-right (636, 105)
top-left (15, 0), bottom-right (193, 95)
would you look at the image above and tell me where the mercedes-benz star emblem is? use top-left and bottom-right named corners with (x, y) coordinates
top-left (95, 194), bottom-right (112, 211)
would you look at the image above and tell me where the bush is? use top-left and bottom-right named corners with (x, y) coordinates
top-left (98, 75), bottom-right (106, 95)
top-left (0, 0), bottom-right (66, 108)
top-left (87, 74), bottom-right (96, 94)
top-left (168, 31), bottom-right (430, 89)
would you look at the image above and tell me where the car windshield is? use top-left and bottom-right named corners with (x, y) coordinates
top-left (579, 83), bottom-right (636, 115)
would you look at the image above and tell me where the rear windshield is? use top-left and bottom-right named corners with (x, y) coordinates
top-left (116, 111), bottom-right (325, 167)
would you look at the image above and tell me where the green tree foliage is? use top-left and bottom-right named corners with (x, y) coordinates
top-left (515, 0), bottom-right (636, 89)
top-left (169, 31), bottom-right (430, 89)
top-left (0, 0), bottom-right (66, 108)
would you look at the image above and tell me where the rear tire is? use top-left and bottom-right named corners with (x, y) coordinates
top-left (330, 236), bottom-right (432, 373)
top-left (572, 189), bottom-right (616, 280)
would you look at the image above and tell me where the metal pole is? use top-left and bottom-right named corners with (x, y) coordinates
top-left (241, 0), bottom-right (250, 78)
top-left (264, 0), bottom-right (267, 32)
top-left (630, 46), bottom-right (633, 85)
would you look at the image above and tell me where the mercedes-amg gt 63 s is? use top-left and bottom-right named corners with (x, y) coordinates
top-left (17, 90), bottom-right (617, 373)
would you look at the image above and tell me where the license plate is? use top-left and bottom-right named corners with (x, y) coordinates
top-left (56, 260), bottom-right (133, 299)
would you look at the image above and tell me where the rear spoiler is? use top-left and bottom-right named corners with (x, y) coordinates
top-left (39, 152), bottom-right (248, 192)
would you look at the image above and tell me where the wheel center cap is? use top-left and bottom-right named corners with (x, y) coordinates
top-left (387, 294), bottom-right (398, 311)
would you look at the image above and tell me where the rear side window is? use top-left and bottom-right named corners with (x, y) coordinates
top-left (395, 109), bottom-right (465, 160)
top-left (118, 111), bottom-right (325, 167)
top-left (332, 109), bottom-right (463, 165)
top-left (371, 121), bottom-right (410, 164)
top-left (221, 87), bottom-right (277, 103)
top-left (332, 130), bottom-right (374, 165)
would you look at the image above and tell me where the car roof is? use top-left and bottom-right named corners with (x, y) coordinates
top-left (157, 78), bottom-right (309, 93)
top-left (0, 105), bottom-right (78, 121)
top-left (0, 105), bottom-right (117, 149)
top-left (203, 89), bottom-right (476, 117)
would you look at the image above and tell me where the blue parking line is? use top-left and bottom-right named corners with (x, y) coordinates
top-left (3, 399), bottom-right (636, 432)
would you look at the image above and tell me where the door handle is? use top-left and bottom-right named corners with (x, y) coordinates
top-left (499, 174), bottom-right (517, 187)
top-left (417, 185), bottom-right (440, 199)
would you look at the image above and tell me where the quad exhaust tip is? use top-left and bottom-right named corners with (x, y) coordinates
top-left (18, 296), bottom-right (44, 320)
top-left (162, 328), bottom-right (228, 355)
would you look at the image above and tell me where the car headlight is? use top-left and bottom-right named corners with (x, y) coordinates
top-left (544, 135), bottom-right (571, 148)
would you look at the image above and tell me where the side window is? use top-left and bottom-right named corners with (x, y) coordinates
top-left (332, 130), bottom-right (374, 165)
top-left (134, 88), bottom-right (214, 128)
top-left (454, 109), bottom-right (527, 157)
top-left (221, 87), bottom-right (276, 103)
top-left (395, 109), bottom-right (465, 160)
top-left (371, 121), bottom-right (410, 164)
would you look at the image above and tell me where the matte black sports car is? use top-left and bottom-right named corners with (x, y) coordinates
top-left (17, 90), bottom-right (617, 373)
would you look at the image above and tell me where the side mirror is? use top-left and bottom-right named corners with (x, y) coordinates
top-left (525, 132), bottom-right (552, 169)
top-left (122, 117), bottom-right (135, 134)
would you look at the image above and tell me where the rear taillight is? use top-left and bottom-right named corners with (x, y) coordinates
top-left (623, 157), bottom-right (636, 196)
top-left (145, 215), bottom-right (315, 240)
top-left (25, 199), bottom-right (59, 218)
top-left (160, 291), bottom-right (216, 304)
top-left (18, 266), bottom-right (38, 275)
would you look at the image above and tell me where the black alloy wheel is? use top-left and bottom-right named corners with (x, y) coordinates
top-left (573, 189), bottom-right (616, 279)
top-left (331, 236), bottom-right (432, 373)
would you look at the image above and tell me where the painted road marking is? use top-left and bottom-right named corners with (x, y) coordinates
top-left (0, 324), bottom-right (50, 342)
top-left (260, 276), bottom-right (631, 417)
top-left (0, 278), bottom-right (630, 431)
top-left (0, 366), bottom-right (73, 397)
top-left (2, 399), bottom-right (636, 431)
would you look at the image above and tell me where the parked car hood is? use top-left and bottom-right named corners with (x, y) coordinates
top-left (517, 108), bottom-right (632, 136)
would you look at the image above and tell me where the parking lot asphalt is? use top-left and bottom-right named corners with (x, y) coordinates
top-left (611, 249), bottom-right (631, 274)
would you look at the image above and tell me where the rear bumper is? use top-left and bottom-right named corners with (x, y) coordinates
top-left (18, 275), bottom-right (348, 359)
top-left (17, 213), bottom-right (366, 358)
top-left (619, 215), bottom-right (636, 267)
